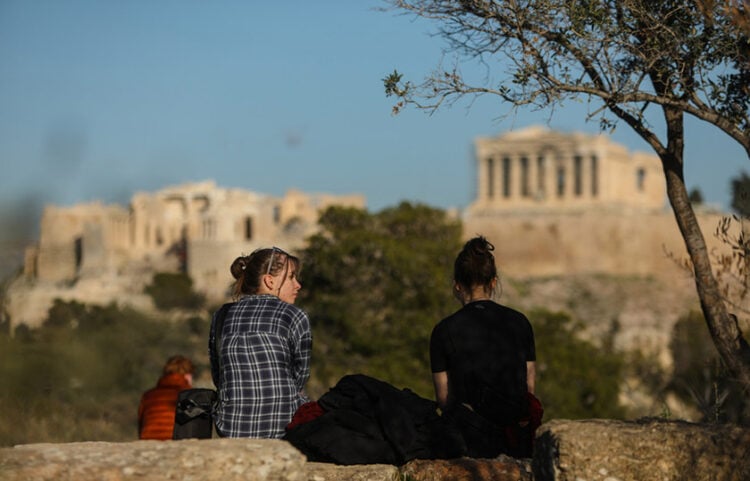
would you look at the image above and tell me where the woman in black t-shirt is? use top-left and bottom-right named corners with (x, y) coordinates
top-left (430, 235), bottom-right (538, 458)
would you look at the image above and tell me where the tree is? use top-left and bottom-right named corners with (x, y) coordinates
top-left (669, 310), bottom-right (749, 423)
top-left (0, 301), bottom-right (206, 445)
top-left (689, 188), bottom-right (704, 206)
top-left (384, 0), bottom-right (750, 389)
top-left (532, 309), bottom-right (626, 420)
top-left (731, 171), bottom-right (750, 216)
top-left (144, 272), bottom-right (205, 311)
top-left (299, 203), bottom-right (463, 397)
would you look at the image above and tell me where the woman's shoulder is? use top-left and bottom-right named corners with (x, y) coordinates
top-left (491, 302), bottom-right (534, 327)
top-left (433, 306), bottom-right (469, 331)
top-left (491, 301), bottom-right (528, 316)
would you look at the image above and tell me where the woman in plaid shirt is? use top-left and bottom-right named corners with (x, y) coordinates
top-left (209, 247), bottom-right (312, 438)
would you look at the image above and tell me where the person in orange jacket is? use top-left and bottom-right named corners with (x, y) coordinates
top-left (138, 355), bottom-right (194, 440)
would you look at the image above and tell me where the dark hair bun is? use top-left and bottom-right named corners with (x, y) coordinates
top-left (467, 236), bottom-right (494, 256)
top-left (230, 256), bottom-right (248, 280)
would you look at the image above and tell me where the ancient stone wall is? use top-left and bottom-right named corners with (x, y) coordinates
top-left (464, 206), bottom-right (728, 280)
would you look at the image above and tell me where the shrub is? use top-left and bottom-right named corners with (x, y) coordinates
top-left (144, 272), bottom-right (205, 310)
top-left (531, 308), bottom-right (627, 420)
top-left (668, 310), bottom-right (749, 424)
top-left (0, 301), bottom-right (205, 446)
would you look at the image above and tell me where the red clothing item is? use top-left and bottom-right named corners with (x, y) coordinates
top-left (286, 401), bottom-right (324, 431)
top-left (138, 372), bottom-right (191, 440)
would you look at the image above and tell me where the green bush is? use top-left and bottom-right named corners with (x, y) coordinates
top-left (144, 272), bottom-right (205, 310)
top-left (0, 301), bottom-right (206, 446)
top-left (531, 308), bottom-right (627, 420)
top-left (300, 203), bottom-right (463, 398)
top-left (668, 310), bottom-right (749, 424)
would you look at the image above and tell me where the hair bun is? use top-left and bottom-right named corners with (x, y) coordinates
top-left (467, 236), bottom-right (494, 256)
top-left (230, 256), bottom-right (248, 280)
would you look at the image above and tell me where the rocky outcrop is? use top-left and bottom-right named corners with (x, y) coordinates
top-left (305, 462), bottom-right (398, 480)
top-left (0, 438), bottom-right (307, 481)
top-left (3, 419), bottom-right (749, 481)
top-left (401, 456), bottom-right (532, 481)
top-left (533, 418), bottom-right (750, 481)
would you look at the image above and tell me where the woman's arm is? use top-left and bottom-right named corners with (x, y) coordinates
top-left (526, 361), bottom-right (536, 395)
top-left (432, 371), bottom-right (450, 410)
top-left (291, 312), bottom-right (312, 393)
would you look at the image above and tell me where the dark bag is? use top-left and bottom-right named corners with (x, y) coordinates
top-left (171, 302), bottom-right (232, 440)
top-left (172, 388), bottom-right (218, 439)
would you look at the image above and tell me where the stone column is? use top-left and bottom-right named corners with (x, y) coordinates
top-left (590, 154), bottom-right (599, 198)
top-left (529, 153), bottom-right (539, 200)
top-left (519, 155), bottom-right (530, 198)
top-left (510, 152), bottom-right (523, 203)
top-left (477, 155), bottom-right (489, 204)
top-left (488, 156), bottom-right (497, 202)
top-left (580, 153), bottom-right (591, 200)
top-left (553, 156), bottom-right (565, 202)
top-left (565, 155), bottom-right (575, 202)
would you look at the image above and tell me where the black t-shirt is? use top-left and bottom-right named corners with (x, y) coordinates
top-left (430, 300), bottom-right (536, 425)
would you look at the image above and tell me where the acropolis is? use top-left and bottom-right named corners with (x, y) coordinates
top-left (6, 126), bottom-right (728, 332)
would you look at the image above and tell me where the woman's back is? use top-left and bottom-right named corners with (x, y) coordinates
top-left (209, 247), bottom-right (312, 439)
top-left (430, 300), bottom-right (534, 425)
top-left (214, 295), bottom-right (311, 438)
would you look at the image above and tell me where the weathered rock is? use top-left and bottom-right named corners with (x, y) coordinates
top-left (0, 438), bottom-right (307, 481)
top-left (305, 461), bottom-right (398, 480)
top-left (533, 418), bottom-right (750, 481)
top-left (400, 456), bottom-right (533, 481)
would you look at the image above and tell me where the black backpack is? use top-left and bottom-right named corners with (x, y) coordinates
top-left (172, 303), bottom-right (232, 440)
top-left (172, 388), bottom-right (218, 439)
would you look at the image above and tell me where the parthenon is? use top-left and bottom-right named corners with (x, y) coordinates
top-left (467, 126), bottom-right (665, 214)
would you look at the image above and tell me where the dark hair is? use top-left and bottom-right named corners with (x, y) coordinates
top-left (453, 236), bottom-right (498, 292)
top-left (230, 247), bottom-right (300, 299)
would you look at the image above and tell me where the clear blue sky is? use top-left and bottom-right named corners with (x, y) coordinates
top-left (0, 0), bottom-right (746, 241)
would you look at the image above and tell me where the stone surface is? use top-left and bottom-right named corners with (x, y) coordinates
top-left (533, 418), bottom-right (750, 481)
top-left (306, 462), bottom-right (398, 481)
top-left (400, 456), bottom-right (533, 481)
top-left (0, 438), bottom-right (307, 481)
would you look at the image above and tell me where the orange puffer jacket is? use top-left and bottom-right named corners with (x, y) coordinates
top-left (138, 372), bottom-right (191, 440)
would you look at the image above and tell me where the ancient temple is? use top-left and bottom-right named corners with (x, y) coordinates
top-left (468, 126), bottom-right (665, 214)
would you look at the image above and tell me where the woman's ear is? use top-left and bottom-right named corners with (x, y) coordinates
top-left (262, 273), bottom-right (275, 292)
top-left (453, 282), bottom-right (463, 303)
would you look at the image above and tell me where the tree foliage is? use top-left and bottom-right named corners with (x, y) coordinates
top-left (299, 203), bottom-right (463, 397)
top-left (384, 0), bottom-right (749, 149)
top-left (731, 171), bottom-right (750, 216)
top-left (689, 188), bottom-right (704, 206)
top-left (532, 309), bottom-right (626, 420)
top-left (0, 300), bottom-right (207, 446)
top-left (668, 310), bottom-right (749, 423)
top-left (384, 0), bottom-right (750, 389)
top-left (299, 203), bottom-right (627, 420)
top-left (144, 272), bottom-right (205, 310)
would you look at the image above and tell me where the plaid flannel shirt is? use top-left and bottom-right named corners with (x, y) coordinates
top-left (209, 294), bottom-right (312, 438)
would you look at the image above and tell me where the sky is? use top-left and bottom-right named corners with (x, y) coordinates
top-left (0, 0), bottom-right (747, 242)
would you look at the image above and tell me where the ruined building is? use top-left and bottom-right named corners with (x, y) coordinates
top-left (22, 181), bottom-right (365, 301)
top-left (463, 126), bottom-right (724, 280)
